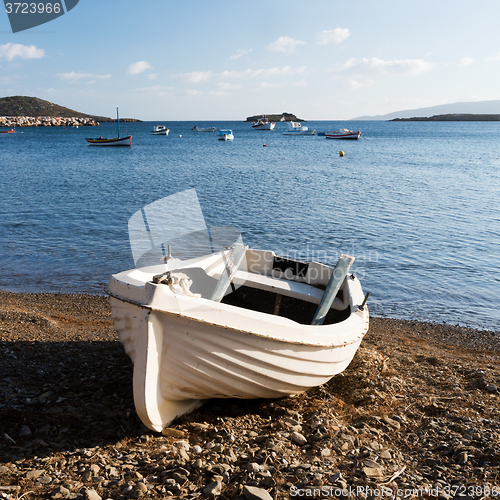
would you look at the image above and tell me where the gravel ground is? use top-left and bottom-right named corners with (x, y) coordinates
top-left (0, 291), bottom-right (499, 500)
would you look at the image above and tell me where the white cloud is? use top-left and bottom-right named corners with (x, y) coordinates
top-left (136, 85), bottom-right (173, 96)
top-left (259, 82), bottom-right (281, 89)
top-left (229, 49), bottom-right (252, 60)
top-left (173, 71), bottom-right (213, 83)
top-left (217, 82), bottom-right (242, 90)
top-left (0, 43), bottom-right (44, 61)
top-left (185, 89), bottom-right (204, 96)
top-left (127, 61), bottom-right (153, 75)
top-left (315, 28), bottom-right (350, 45)
top-left (219, 69), bottom-right (253, 79)
top-left (220, 66), bottom-right (306, 79)
top-left (147, 73), bottom-right (159, 80)
top-left (338, 57), bottom-right (434, 76)
top-left (57, 71), bottom-right (111, 82)
top-left (485, 52), bottom-right (500, 62)
top-left (347, 79), bottom-right (375, 90)
top-left (458, 57), bottom-right (474, 66)
top-left (266, 36), bottom-right (306, 53)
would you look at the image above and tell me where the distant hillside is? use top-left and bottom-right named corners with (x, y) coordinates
top-left (246, 112), bottom-right (304, 122)
top-left (391, 114), bottom-right (500, 121)
top-left (0, 96), bottom-right (140, 122)
top-left (352, 100), bottom-right (500, 121)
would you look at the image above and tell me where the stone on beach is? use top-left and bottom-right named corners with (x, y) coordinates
top-left (0, 291), bottom-right (499, 500)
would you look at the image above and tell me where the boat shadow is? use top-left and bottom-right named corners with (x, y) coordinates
top-left (0, 337), bottom-right (374, 461)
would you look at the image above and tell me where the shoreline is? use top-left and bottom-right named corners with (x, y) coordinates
top-left (0, 290), bottom-right (497, 350)
top-left (1, 291), bottom-right (499, 498)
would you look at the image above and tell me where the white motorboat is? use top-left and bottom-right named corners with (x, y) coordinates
top-left (109, 229), bottom-right (369, 432)
top-left (325, 129), bottom-right (361, 140)
top-left (151, 125), bottom-right (170, 135)
top-left (217, 129), bottom-right (234, 141)
top-left (192, 126), bottom-right (216, 132)
top-left (252, 117), bottom-right (275, 130)
top-left (283, 122), bottom-right (316, 136)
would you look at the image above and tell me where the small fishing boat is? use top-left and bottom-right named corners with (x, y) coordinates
top-left (151, 125), bottom-right (170, 135)
top-left (252, 116), bottom-right (275, 130)
top-left (108, 193), bottom-right (369, 432)
top-left (0, 129), bottom-right (15, 134)
top-left (325, 129), bottom-right (361, 140)
top-left (109, 246), bottom-right (369, 432)
top-left (218, 129), bottom-right (234, 141)
top-left (283, 122), bottom-right (316, 136)
top-left (86, 108), bottom-right (132, 146)
top-left (192, 126), bottom-right (216, 132)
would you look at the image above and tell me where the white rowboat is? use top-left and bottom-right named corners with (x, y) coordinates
top-left (109, 244), bottom-right (369, 432)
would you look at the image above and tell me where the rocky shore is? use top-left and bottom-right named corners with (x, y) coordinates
top-left (0, 291), bottom-right (499, 499)
top-left (0, 116), bottom-right (99, 127)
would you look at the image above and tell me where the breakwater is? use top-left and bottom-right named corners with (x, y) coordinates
top-left (0, 116), bottom-right (99, 127)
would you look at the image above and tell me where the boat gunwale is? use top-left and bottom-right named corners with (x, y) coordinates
top-left (107, 288), bottom-right (369, 348)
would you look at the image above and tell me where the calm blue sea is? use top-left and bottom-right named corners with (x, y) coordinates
top-left (1, 120), bottom-right (499, 331)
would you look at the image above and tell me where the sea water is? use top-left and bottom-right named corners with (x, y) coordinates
top-left (0, 120), bottom-right (499, 331)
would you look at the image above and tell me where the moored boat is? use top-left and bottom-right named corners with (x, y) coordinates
top-left (86, 136), bottom-right (132, 146)
top-left (151, 125), bottom-right (170, 135)
top-left (86, 107), bottom-right (132, 146)
top-left (192, 126), bottom-right (216, 132)
top-left (283, 122), bottom-right (316, 136)
top-left (217, 129), bottom-right (234, 141)
top-left (108, 195), bottom-right (369, 432)
top-left (325, 129), bottom-right (361, 140)
top-left (252, 116), bottom-right (275, 130)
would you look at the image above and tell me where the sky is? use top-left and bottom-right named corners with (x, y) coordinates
top-left (1, 0), bottom-right (500, 121)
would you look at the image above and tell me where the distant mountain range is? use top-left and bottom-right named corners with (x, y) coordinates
top-left (352, 100), bottom-right (500, 120)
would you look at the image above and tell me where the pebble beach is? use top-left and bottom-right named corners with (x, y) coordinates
top-left (0, 291), bottom-right (499, 499)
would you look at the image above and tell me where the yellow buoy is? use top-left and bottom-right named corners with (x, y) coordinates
top-left (339, 151), bottom-right (345, 156)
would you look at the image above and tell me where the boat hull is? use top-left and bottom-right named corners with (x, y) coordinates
top-left (109, 249), bottom-right (369, 432)
top-left (86, 136), bottom-right (132, 146)
top-left (0, 129), bottom-right (15, 134)
top-left (252, 123), bottom-right (275, 130)
top-left (218, 130), bottom-right (234, 140)
top-left (151, 128), bottom-right (169, 135)
top-left (325, 131), bottom-right (361, 140)
top-left (194, 127), bottom-right (216, 132)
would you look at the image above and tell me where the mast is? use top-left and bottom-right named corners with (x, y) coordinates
top-left (117, 107), bottom-right (120, 138)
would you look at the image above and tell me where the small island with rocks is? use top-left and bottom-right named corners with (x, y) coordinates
top-left (246, 112), bottom-right (304, 122)
top-left (0, 95), bottom-right (142, 127)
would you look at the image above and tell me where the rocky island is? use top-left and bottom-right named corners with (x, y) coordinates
top-left (0, 96), bottom-right (142, 127)
top-left (246, 112), bottom-right (304, 122)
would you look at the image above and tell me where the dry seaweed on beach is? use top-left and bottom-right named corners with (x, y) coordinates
top-left (0, 291), bottom-right (499, 499)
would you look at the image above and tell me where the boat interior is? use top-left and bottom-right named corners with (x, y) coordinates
top-left (158, 248), bottom-right (353, 326)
